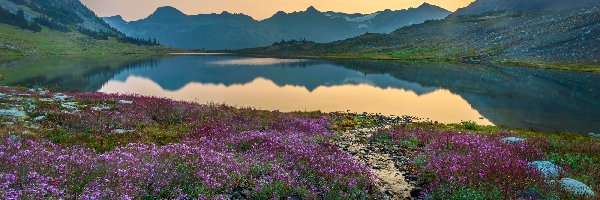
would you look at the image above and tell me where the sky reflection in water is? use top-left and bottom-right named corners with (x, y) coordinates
top-left (2, 55), bottom-right (599, 133)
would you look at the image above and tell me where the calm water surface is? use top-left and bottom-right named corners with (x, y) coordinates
top-left (1, 55), bottom-right (599, 133)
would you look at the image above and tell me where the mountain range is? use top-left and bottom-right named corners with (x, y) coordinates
top-left (240, 0), bottom-right (600, 69)
top-left (102, 3), bottom-right (451, 50)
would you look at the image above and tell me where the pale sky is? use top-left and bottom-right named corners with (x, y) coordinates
top-left (80, 0), bottom-right (475, 21)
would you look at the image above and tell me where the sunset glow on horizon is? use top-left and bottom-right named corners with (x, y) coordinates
top-left (81, 0), bottom-right (474, 21)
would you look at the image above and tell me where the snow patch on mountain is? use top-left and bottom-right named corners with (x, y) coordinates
top-left (345, 13), bottom-right (379, 23)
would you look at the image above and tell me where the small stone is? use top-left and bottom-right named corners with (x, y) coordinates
top-left (0, 109), bottom-right (27, 117)
top-left (34, 116), bottom-right (46, 121)
top-left (8, 135), bottom-right (20, 143)
top-left (91, 105), bottom-right (112, 111)
top-left (54, 94), bottom-right (69, 101)
top-left (119, 100), bottom-right (133, 104)
top-left (112, 129), bottom-right (135, 134)
top-left (61, 102), bottom-right (77, 109)
top-left (501, 137), bottom-right (525, 143)
top-left (528, 161), bottom-right (562, 179)
top-left (588, 133), bottom-right (600, 138)
top-left (384, 190), bottom-right (394, 197)
top-left (410, 187), bottom-right (423, 198)
top-left (560, 178), bottom-right (595, 197)
top-left (39, 98), bottom-right (54, 102)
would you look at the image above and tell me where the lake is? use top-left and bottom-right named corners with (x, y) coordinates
top-left (1, 54), bottom-right (599, 133)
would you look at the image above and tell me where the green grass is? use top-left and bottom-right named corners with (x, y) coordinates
top-left (0, 23), bottom-right (177, 57)
top-left (309, 44), bottom-right (600, 73)
top-left (494, 60), bottom-right (600, 73)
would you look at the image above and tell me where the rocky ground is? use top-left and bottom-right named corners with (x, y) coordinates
top-left (333, 126), bottom-right (417, 199)
top-left (327, 113), bottom-right (425, 199)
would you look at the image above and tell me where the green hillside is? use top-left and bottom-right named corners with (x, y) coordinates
top-left (0, 0), bottom-right (174, 58)
top-left (0, 23), bottom-right (170, 58)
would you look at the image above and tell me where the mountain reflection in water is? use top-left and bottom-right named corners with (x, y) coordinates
top-left (1, 55), bottom-right (599, 133)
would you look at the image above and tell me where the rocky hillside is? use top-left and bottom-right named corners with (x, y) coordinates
top-left (240, 7), bottom-right (600, 68)
top-left (102, 4), bottom-right (450, 50)
top-left (453, 0), bottom-right (600, 16)
top-left (0, 0), bottom-right (115, 32)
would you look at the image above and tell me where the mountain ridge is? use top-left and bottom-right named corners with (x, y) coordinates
top-left (102, 5), bottom-right (451, 50)
top-left (238, 7), bottom-right (600, 71)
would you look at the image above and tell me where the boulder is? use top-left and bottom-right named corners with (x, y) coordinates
top-left (501, 137), bottom-right (525, 143)
top-left (560, 178), bottom-right (595, 197)
top-left (528, 161), bottom-right (561, 179)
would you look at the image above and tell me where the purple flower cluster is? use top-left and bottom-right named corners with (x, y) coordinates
top-left (374, 128), bottom-right (548, 198)
top-left (0, 90), bottom-right (377, 199)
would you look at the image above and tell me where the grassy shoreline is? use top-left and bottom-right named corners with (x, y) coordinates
top-left (233, 51), bottom-right (600, 73)
top-left (312, 54), bottom-right (600, 73)
top-left (0, 86), bottom-right (598, 199)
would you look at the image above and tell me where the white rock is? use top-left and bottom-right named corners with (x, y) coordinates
top-left (61, 102), bottom-right (77, 109)
top-left (34, 116), bottom-right (46, 121)
top-left (0, 109), bottom-right (27, 117)
top-left (54, 94), bottom-right (69, 101)
top-left (118, 100), bottom-right (133, 104)
top-left (501, 137), bottom-right (526, 143)
top-left (91, 105), bottom-right (112, 111)
top-left (39, 98), bottom-right (55, 102)
top-left (112, 129), bottom-right (135, 134)
top-left (560, 178), bottom-right (595, 197)
top-left (528, 161), bottom-right (562, 179)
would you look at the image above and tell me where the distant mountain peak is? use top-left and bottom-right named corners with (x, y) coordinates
top-left (106, 15), bottom-right (124, 20)
top-left (305, 6), bottom-right (320, 13)
top-left (419, 2), bottom-right (434, 7)
top-left (104, 15), bottom-right (127, 23)
top-left (147, 6), bottom-right (187, 21)
top-left (417, 2), bottom-right (447, 11)
top-left (153, 6), bottom-right (186, 16)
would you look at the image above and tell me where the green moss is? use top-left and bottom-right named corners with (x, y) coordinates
top-left (548, 152), bottom-right (594, 170)
top-left (48, 128), bottom-right (69, 143)
top-left (427, 185), bottom-right (502, 200)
